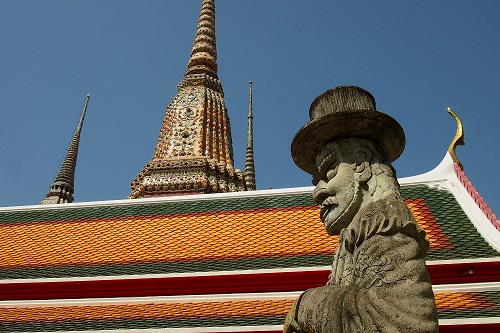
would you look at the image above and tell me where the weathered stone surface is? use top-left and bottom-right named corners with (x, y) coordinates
top-left (285, 86), bottom-right (438, 332)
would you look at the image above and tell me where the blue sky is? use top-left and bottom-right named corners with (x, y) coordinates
top-left (0, 1), bottom-right (498, 215)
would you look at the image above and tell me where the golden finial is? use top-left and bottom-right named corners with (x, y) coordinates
top-left (447, 107), bottom-right (465, 170)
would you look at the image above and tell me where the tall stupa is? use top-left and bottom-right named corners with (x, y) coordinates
top-left (129, 0), bottom-right (249, 198)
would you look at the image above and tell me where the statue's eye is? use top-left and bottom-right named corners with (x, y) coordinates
top-left (326, 167), bottom-right (338, 180)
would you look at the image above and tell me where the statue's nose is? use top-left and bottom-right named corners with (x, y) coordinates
top-left (313, 181), bottom-right (329, 205)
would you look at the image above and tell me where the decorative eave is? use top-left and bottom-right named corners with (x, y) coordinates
top-left (443, 105), bottom-right (498, 231)
top-left (401, 152), bottom-right (500, 250)
top-left (401, 108), bottom-right (500, 244)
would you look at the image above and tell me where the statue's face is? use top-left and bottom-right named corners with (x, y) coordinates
top-left (313, 144), bottom-right (360, 235)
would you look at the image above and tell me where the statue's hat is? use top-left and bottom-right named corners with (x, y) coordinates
top-left (291, 86), bottom-right (405, 175)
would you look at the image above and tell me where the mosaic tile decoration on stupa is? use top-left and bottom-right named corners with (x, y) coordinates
top-left (0, 186), bottom-right (499, 279)
top-left (1, 291), bottom-right (499, 332)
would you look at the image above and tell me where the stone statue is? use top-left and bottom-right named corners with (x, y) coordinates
top-left (285, 86), bottom-right (438, 333)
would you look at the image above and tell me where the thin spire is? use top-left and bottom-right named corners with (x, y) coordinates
top-left (245, 81), bottom-right (256, 190)
top-left (40, 94), bottom-right (90, 205)
top-left (185, 0), bottom-right (218, 78)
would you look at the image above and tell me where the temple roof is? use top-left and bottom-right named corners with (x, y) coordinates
top-left (1, 181), bottom-right (499, 280)
top-left (1, 152), bottom-right (499, 332)
top-left (1, 153), bottom-right (499, 277)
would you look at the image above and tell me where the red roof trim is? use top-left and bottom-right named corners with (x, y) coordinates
top-left (454, 162), bottom-right (500, 231)
top-left (428, 260), bottom-right (500, 285)
top-left (0, 270), bottom-right (325, 301)
top-left (1, 261), bottom-right (499, 301)
top-left (439, 323), bottom-right (500, 333)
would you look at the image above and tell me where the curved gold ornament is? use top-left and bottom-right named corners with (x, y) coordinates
top-left (447, 108), bottom-right (465, 170)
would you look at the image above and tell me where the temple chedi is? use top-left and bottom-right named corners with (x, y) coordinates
top-left (40, 95), bottom-right (90, 205)
top-left (129, 0), bottom-right (249, 198)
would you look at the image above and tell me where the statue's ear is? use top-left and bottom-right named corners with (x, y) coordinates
top-left (354, 148), bottom-right (372, 183)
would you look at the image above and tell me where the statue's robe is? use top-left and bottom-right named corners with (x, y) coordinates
top-left (286, 198), bottom-right (439, 333)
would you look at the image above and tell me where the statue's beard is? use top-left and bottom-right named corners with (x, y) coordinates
top-left (323, 183), bottom-right (362, 236)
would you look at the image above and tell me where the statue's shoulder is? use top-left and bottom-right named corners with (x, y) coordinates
top-left (345, 197), bottom-right (428, 254)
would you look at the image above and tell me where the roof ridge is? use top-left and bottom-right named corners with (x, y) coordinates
top-left (454, 161), bottom-right (500, 231)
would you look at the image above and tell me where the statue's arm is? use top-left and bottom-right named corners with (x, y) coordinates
top-left (284, 285), bottom-right (354, 333)
top-left (283, 233), bottom-right (438, 333)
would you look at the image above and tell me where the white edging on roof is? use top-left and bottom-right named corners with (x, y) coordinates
top-left (0, 186), bottom-right (313, 212)
top-left (0, 266), bottom-right (332, 284)
top-left (426, 257), bottom-right (500, 265)
top-left (400, 153), bottom-right (500, 251)
top-left (432, 281), bottom-right (500, 292)
top-left (439, 317), bottom-right (500, 325)
top-left (0, 291), bottom-right (303, 307)
top-left (399, 153), bottom-right (458, 189)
